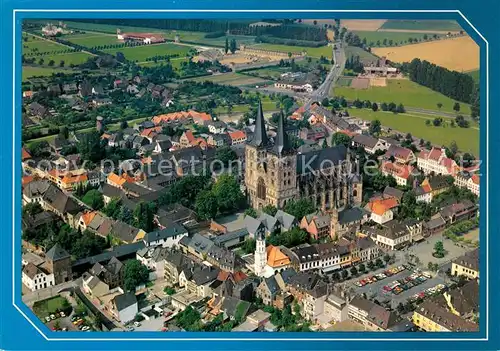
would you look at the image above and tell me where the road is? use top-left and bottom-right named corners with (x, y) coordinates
top-left (22, 278), bottom-right (81, 306)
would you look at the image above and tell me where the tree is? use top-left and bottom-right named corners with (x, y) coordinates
top-left (82, 189), bottom-right (104, 210)
top-left (244, 208), bottom-right (257, 218)
top-left (433, 241), bottom-right (445, 258)
top-left (77, 131), bottom-right (106, 163)
top-left (367, 261), bottom-right (375, 271)
top-left (120, 121), bottom-right (129, 129)
top-left (396, 103), bottom-right (405, 113)
top-left (380, 102), bottom-right (388, 111)
top-left (224, 37), bottom-right (229, 54)
top-left (383, 253), bottom-right (391, 263)
top-left (284, 199), bottom-right (315, 220)
top-left (437, 102), bottom-right (443, 110)
top-left (453, 102), bottom-right (461, 113)
top-left (211, 174), bottom-right (246, 214)
top-left (350, 266), bottom-right (358, 276)
top-left (358, 263), bottom-right (366, 273)
top-left (321, 97), bottom-right (330, 107)
top-left (241, 238), bottom-right (256, 254)
top-left (371, 102), bottom-right (378, 112)
top-left (215, 146), bottom-right (238, 166)
top-left (195, 189), bottom-right (219, 220)
top-left (38, 58), bottom-right (44, 65)
top-left (369, 120), bottom-right (382, 136)
top-left (229, 39), bottom-right (237, 54)
top-left (59, 60), bottom-right (65, 67)
top-left (48, 60), bottom-right (55, 66)
top-left (133, 201), bottom-right (155, 232)
top-left (164, 287), bottom-right (176, 295)
top-left (124, 259), bottom-right (149, 291)
top-left (375, 258), bottom-right (384, 267)
top-left (425, 120), bottom-right (431, 126)
top-left (341, 270), bottom-right (349, 280)
top-left (331, 132), bottom-right (351, 147)
top-left (262, 205), bottom-right (278, 216)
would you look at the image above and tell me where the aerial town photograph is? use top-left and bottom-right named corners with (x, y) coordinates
top-left (20, 18), bottom-right (480, 333)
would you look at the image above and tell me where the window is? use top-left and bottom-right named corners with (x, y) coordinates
top-left (257, 177), bottom-right (266, 200)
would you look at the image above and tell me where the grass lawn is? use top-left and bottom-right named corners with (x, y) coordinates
top-left (63, 21), bottom-right (167, 34)
top-left (344, 46), bottom-right (379, 62)
top-left (139, 57), bottom-right (189, 70)
top-left (336, 77), bottom-right (353, 87)
top-left (22, 66), bottom-right (77, 81)
top-left (334, 79), bottom-right (471, 114)
top-left (250, 43), bottom-right (333, 59)
top-left (467, 70), bottom-right (480, 84)
top-left (190, 72), bottom-right (271, 87)
top-left (348, 108), bottom-right (479, 155)
top-left (380, 20), bottom-right (463, 32)
top-left (352, 30), bottom-right (443, 47)
top-left (40, 52), bottom-right (93, 66)
top-left (63, 32), bottom-right (120, 47)
top-left (22, 37), bottom-right (68, 53)
top-left (103, 43), bottom-right (190, 62)
top-left (214, 95), bottom-right (277, 114)
top-left (32, 296), bottom-right (70, 319)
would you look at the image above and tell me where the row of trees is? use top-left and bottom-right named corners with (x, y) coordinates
top-left (402, 58), bottom-right (476, 105)
top-left (254, 35), bottom-right (327, 48)
top-left (344, 55), bottom-right (364, 73)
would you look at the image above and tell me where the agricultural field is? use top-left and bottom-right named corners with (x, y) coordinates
top-left (340, 20), bottom-right (387, 31)
top-left (62, 21), bottom-right (166, 34)
top-left (372, 36), bottom-right (479, 72)
top-left (348, 108), bottom-right (479, 155)
top-left (189, 72), bottom-right (272, 87)
top-left (214, 95), bottom-right (277, 115)
top-left (250, 43), bottom-right (333, 59)
top-left (103, 43), bottom-right (191, 62)
top-left (380, 20), bottom-right (463, 33)
top-left (352, 30), bottom-right (443, 47)
top-left (344, 46), bottom-right (379, 62)
top-left (63, 32), bottom-right (120, 47)
top-left (22, 36), bottom-right (68, 54)
top-left (334, 79), bottom-right (471, 114)
top-left (22, 66), bottom-right (76, 81)
top-left (336, 77), bottom-right (353, 87)
top-left (194, 34), bottom-right (256, 47)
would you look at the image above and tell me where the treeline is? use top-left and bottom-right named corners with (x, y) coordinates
top-left (64, 19), bottom-right (327, 42)
top-left (204, 31), bottom-right (226, 38)
top-left (344, 55), bottom-right (364, 73)
top-left (401, 58), bottom-right (475, 104)
top-left (255, 35), bottom-right (327, 48)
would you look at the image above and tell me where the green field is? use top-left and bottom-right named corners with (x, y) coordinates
top-left (139, 57), bottom-right (189, 70)
top-left (63, 32), bottom-right (121, 47)
top-left (352, 30), bottom-right (443, 47)
top-left (380, 20), bottom-right (463, 32)
top-left (336, 77), bottom-right (353, 87)
top-left (22, 66), bottom-right (76, 81)
top-left (32, 296), bottom-right (70, 319)
top-left (334, 79), bottom-right (471, 114)
top-left (467, 70), bottom-right (480, 84)
top-left (62, 21), bottom-right (168, 34)
top-left (190, 72), bottom-right (271, 87)
top-left (250, 43), bottom-right (333, 59)
top-left (214, 95), bottom-right (277, 114)
top-left (344, 46), bottom-right (379, 62)
top-left (348, 108), bottom-right (479, 155)
top-left (103, 43), bottom-right (191, 62)
top-left (22, 36), bottom-right (68, 54)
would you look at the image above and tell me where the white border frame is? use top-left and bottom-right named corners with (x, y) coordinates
top-left (12, 9), bottom-right (489, 342)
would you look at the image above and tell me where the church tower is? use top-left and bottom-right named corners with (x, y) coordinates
top-left (254, 228), bottom-right (267, 277)
top-left (245, 102), bottom-right (298, 209)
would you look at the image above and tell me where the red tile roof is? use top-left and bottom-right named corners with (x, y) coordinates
top-left (367, 197), bottom-right (399, 216)
top-left (229, 130), bottom-right (246, 141)
top-left (381, 161), bottom-right (414, 180)
top-left (22, 148), bottom-right (32, 161)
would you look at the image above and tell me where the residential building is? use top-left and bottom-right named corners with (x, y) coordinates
top-left (415, 176), bottom-right (452, 203)
top-left (300, 212), bottom-right (331, 240)
top-left (229, 130), bottom-right (247, 145)
top-left (207, 120), bottom-right (227, 134)
top-left (381, 161), bottom-right (416, 187)
top-left (256, 276), bottom-right (281, 306)
top-left (455, 172), bottom-right (480, 197)
top-left (90, 256), bottom-right (124, 289)
top-left (412, 300), bottom-right (478, 332)
top-left (439, 200), bottom-right (477, 225)
top-left (417, 147), bottom-right (460, 176)
top-left (330, 207), bottom-right (369, 240)
top-left (142, 223), bottom-right (188, 248)
top-left (82, 273), bottom-right (109, 298)
top-left (179, 233), bottom-right (214, 260)
top-left (22, 262), bottom-right (55, 291)
top-left (384, 145), bottom-right (416, 164)
top-left (348, 296), bottom-right (399, 331)
top-left (206, 245), bottom-right (239, 273)
top-left (351, 134), bottom-right (387, 154)
top-left (45, 244), bottom-right (72, 284)
top-left (111, 293), bottom-right (138, 324)
top-left (365, 197), bottom-right (399, 225)
top-left (451, 249), bottom-right (479, 279)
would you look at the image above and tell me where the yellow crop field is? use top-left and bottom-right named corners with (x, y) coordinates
top-left (372, 36), bottom-right (479, 71)
top-left (340, 20), bottom-right (387, 31)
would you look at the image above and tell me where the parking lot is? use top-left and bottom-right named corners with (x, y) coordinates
top-left (351, 267), bottom-right (445, 309)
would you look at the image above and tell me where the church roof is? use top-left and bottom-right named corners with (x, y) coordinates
top-left (247, 100), bottom-right (269, 148)
top-left (296, 145), bottom-right (348, 174)
top-left (269, 111), bottom-right (293, 156)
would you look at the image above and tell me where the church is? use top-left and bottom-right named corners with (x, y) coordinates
top-left (244, 101), bottom-right (363, 211)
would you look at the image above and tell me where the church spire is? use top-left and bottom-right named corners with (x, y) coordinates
top-left (272, 110), bottom-right (293, 156)
top-left (249, 99), bottom-right (268, 148)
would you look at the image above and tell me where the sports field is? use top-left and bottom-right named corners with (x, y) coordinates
top-left (349, 108), bottom-right (479, 155)
top-left (334, 79), bottom-right (471, 114)
top-left (380, 20), bottom-right (463, 32)
top-left (103, 43), bottom-right (191, 62)
top-left (372, 36), bottom-right (479, 72)
top-left (250, 43), bottom-right (333, 59)
top-left (352, 31), bottom-right (443, 47)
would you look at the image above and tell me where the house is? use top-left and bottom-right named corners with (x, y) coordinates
top-left (22, 262), bottom-right (55, 291)
top-left (75, 210), bottom-right (97, 232)
top-left (451, 248), bottom-right (479, 279)
top-left (179, 233), bottom-right (214, 260)
top-left (142, 223), bottom-right (188, 248)
top-left (22, 179), bottom-right (52, 205)
top-left (415, 176), bottom-right (452, 203)
top-left (136, 246), bottom-right (169, 279)
top-left (286, 245), bottom-right (321, 272)
top-left (274, 210), bottom-right (298, 232)
top-left (321, 294), bottom-right (349, 325)
top-left (381, 161), bottom-right (416, 186)
top-left (256, 276), bottom-right (281, 306)
top-left (455, 172), bottom-right (480, 197)
top-left (154, 139), bottom-right (173, 154)
top-left (300, 278), bottom-right (329, 322)
top-left (348, 296), bottom-right (398, 331)
top-left (100, 183), bottom-right (126, 205)
top-left (365, 197), bottom-right (399, 225)
top-left (82, 273), bottom-right (109, 298)
top-left (62, 83), bottom-right (78, 94)
top-left (206, 245), bottom-right (239, 273)
top-left (107, 173), bottom-right (127, 189)
top-left (214, 271), bottom-right (253, 301)
top-left (44, 244), bottom-right (72, 284)
top-left (229, 130), bottom-right (247, 145)
top-left (417, 147), bottom-right (460, 176)
top-left (424, 215), bottom-right (447, 236)
top-left (351, 134), bottom-right (386, 154)
top-left (368, 220), bottom-right (412, 250)
top-left (265, 245), bottom-right (291, 273)
top-left (41, 184), bottom-right (83, 226)
top-left (330, 207), bottom-right (369, 240)
top-left (300, 212), bottom-right (331, 240)
top-left (207, 133), bottom-right (230, 147)
top-left (439, 199), bottom-right (477, 225)
top-left (48, 84), bottom-right (62, 95)
top-left (29, 102), bottom-right (49, 118)
top-left (412, 300), bottom-right (478, 332)
top-left (212, 229), bottom-right (249, 250)
top-left (90, 256), bottom-right (125, 289)
top-left (163, 249), bottom-right (196, 285)
top-left (384, 145), bottom-right (416, 164)
top-left (440, 279), bottom-right (479, 319)
top-left (111, 293), bottom-right (138, 324)
top-left (383, 186), bottom-right (404, 202)
top-left (110, 220), bottom-right (146, 244)
top-left (184, 266), bottom-right (220, 298)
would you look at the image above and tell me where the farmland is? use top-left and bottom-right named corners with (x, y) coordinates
top-left (340, 20), bottom-right (387, 31)
top-left (22, 66), bottom-right (76, 81)
top-left (103, 43), bottom-right (191, 62)
top-left (189, 72), bottom-right (272, 87)
top-left (380, 20), bottom-right (463, 32)
top-left (344, 46), bottom-right (379, 62)
top-left (334, 79), bottom-right (471, 114)
top-left (372, 36), bottom-right (479, 72)
top-left (352, 31), bottom-right (443, 47)
top-left (63, 32), bottom-right (120, 47)
top-left (22, 36), bottom-right (68, 54)
top-left (348, 108), bottom-right (479, 155)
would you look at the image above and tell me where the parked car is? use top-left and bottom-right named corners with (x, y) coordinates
top-left (422, 271), bottom-right (433, 278)
top-left (60, 311), bottom-right (65, 317)
top-left (382, 285), bottom-right (392, 292)
top-left (71, 316), bottom-right (79, 322)
top-left (50, 314), bottom-right (56, 320)
top-left (45, 316), bottom-right (51, 322)
top-left (81, 326), bottom-right (90, 331)
top-left (126, 326), bottom-right (135, 332)
top-left (393, 286), bottom-right (403, 295)
top-left (134, 321), bottom-right (141, 327)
